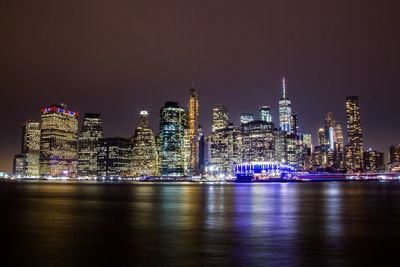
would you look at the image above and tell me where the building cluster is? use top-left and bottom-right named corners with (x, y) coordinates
top-left (12, 79), bottom-right (400, 178)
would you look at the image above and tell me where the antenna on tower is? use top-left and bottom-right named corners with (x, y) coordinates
top-left (282, 76), bottom-right (286, 98)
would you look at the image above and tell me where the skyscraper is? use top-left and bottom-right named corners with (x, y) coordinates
top-left (240, 113), bottom-right (254, 125)
top-left (97, 137), bottom-right (131, 177)
top-left (210, 123), bottom-right (242, 177)
top-left (259, 106), bottom-right (272, 123)
top-left (159, 102), bottom-right (187, 176)
top-left (188, 87), bottom-right (200, 175)
top-left (345, 96), bottom-right (364, 172)
top-left (389, 145), bottom-right (400, 163)
top-left (78, 113), bottom-right (103, 177)
top-left (39, 104), bottom-right (79, 177)
top-left (131, 110), bottom-right (159, 177)
top-left (363, 149), bottom-right (384, 172)
top-left (21, 121), bottom-right (41, 177)
top-left (325, 112), bottom-right (345, 170)
top-left (13, 153), bottom-right (24, 176)
top-left (279, 77), bottom-right (292, 133)
top-left (242, 120), bottom-right (275, 162)
top-left (212, 105), bottom-right (228, 132)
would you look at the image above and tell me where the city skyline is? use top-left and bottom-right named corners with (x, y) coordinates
top-left (1, 0), bottom-right (400, 172)
top-left (1, 80), bottom-right (399, 173)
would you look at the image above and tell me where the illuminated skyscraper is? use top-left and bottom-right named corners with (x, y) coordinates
top-left (97, 137), bottom-right (131, 177)
top-left (345, 96), bottom-right (364, 172)
top-left (259, 106), bottom-right (272, 123)
top-left (21, 121), bottom-right (41, 177)
top-left (212, 105), bottom-right (228, 132)
top-left (279, 77), bottom-right (292, 133)
top-left (240, 113), bottom-right (254, 125)
top-left (198, 126), bottom-right (205, 173)
top-left (188, 87), bottom-right (200, 174)
top-left (275, 131), bottom-right (287, 164)
top-left (130, 110), bottom-right (159, 177)
top-left (13, 154), bottom-right (24, 176)
top-left (363, 149), bottom-right (384, 172)
top-left (160, 102), bottom-right (187, 176)
top-left (39, 104), bottom-right (79, 177)
top-left (78, 113), bottom-right (103, 177)
top-left (210, 123), bottom-right (242, 177)
top-left (242, 120), bottom-right (275, 162)
top-left (389, 145), bottom-right (400, 163)
top-left (290, 114), bottom-right (299, 136)
top-left (325, 112), bottom-right (345, 170)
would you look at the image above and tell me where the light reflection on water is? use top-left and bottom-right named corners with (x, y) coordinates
top-left (1, 181), bottom-right (400, 266)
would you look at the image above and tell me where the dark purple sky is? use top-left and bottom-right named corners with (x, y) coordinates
top-left (1, 0), bottom-right (399, 172)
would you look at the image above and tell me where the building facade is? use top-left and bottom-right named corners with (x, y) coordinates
top-left (159, 102), bottom-right (187, 176)
top-left (39, 104), bottom-right (79, 177)
top-left (279, 77), bottom-right (292, 133)
top-left (21, 121), bottom-right (41, 177)
top-left (389, 145), bottom-right (400, 163)
top-left (97, 137), bottom-right (131, 177)
top-left (77, 113), bottom-right (103, 177)
top-left (188, 88), bottom-right (200, 174)
top-left (242, 120), bottom-right (275, 162)
top-left (345, 96), bottom-right (364, 172)
top-left (363, 149), bottom-right (384, 172)
top-left (212, 105), bottom-right (229, 132)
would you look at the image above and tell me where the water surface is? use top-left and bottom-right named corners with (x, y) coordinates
top-left (1, 181), bottom-right (400, 266)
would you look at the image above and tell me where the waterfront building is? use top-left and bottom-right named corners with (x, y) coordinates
top-left (13, 154), bottom-right (24, 176)
top-left (259, 106), bottom-right (272, 123)
top-left (209, 123), bottom-right (242, 177)
top-left (21, 121), bottom-right (41, 177)
top-left (286, 133), bottom-right (298, 168)
top-left (290, 114), bottom-right (299, 136)
top-left (345, 96), bottom-right (364, 172)
top-left (275, 130), bottom-right (287, 164)
top-left (188, 87), bottom-right (200, 174)
top-left (130, 110), bottom-right (159, 177)
top-left (198, 126), bottom-right (205, 174)
top-left (389, 145), bottom-right (400, 163)
top-left (279, 77), bottom-right (292, 133)
top-left (159, 102), bottom-right (187, 176)
top-left (212, 105), bottom-right (228, 132)
top-left (240, 113), bottom-right (254, 125)
top-left (97, 137), bottom-right (131, 177)
top-left (77, 113), bottom-right (103, 177)
top-left (363, 149), bottom-right (384, 172)
top-left (242, 120), bottom-right (275, 162)
top-left (39, 104), bottom-right (79, 177)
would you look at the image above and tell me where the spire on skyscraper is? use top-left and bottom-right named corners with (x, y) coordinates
top-left (282, 76), bottom-right (286, 99)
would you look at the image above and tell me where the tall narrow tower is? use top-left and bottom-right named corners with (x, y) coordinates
top-left (345, 96), bottom-right (364, 172)
top-left (188, 87), bottom-right (200, 175)
top-left (279, 77), bottom-right (292, 133)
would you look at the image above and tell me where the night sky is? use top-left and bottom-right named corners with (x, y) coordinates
top-left (1, 0), bottom-right (399, 172)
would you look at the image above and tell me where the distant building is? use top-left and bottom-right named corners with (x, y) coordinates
top-left (389, 145), bottom-right (400, 163)
top-left (240, 113), bottom-right (254, 125)
top-left (13, 154), bottom-right (24, 176)
top-left (78, 113), bottom-right (103, 177)
top-left (259, 106), bottom-right (272, 123)
top-left (21, 121), bottom-right (41, 177)
top-left (275, 130), bottom-right (287, 164)
top-left (210, 123), bottom-right (242, 177)
top-left (159, 102), bottom-right (187, 176)
top-left (97, 137), bottom-right (131, 177)
top-left (242, 120), bottom-right (275, 162)
top-left (345, 96), bottom-right (364, 172)
top-left (363, 149), bottom-right (384, 172)
top-left (188, 87), bottom-right (200, 174)
top-left (279, 77), bottom-right (292, 133)
top-left (39, 104), bottom-right (79, 177)
top-left (212, 105), bottom-right (229, 132)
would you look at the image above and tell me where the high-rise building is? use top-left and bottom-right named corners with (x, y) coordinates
top-left (275, 130), bottom-right (287, 164)
top-left (324, 112), bottom-right (345, 170)
top-left (318, 128), bottom-right (328, 147)
top-left (259, 106), bottom-right (272, 123)
top-left (290, 114), bottom-right (299, 136)
top-left (198, 126), bottom-right (205, 174)
top-left (210, 123), bottom-right (242, 177)
top-left (13, 153), bottom-right (25, 176)
top-left (130, 110), bottom-right (159, 177)
top-left (97, 137), bottom-right (131, 177)
top-left (389, 145), bottom-right (400, 163)
top-left (188, 88), bottom-right (200, 174)
top-left (21, 121), bottom-right (41, 177)
top-left (212, 105), bottom-right (228, 132)
top-left (240, 113), bottom-right (254, 125)
top-left (78, 113), bottom-right (103, 177)
top-left (345, 96), bottom-right (364, 172)
top-left (363, 149), bottom-right (384, 172)
top-left (159, 102), bottom-right (187, 176)
top-left (242, 120), bottom-right (275, 162)
top-left (39, 104), bottom-right (79, 177)
top-left (279, 77), bottom-right (292, 133)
